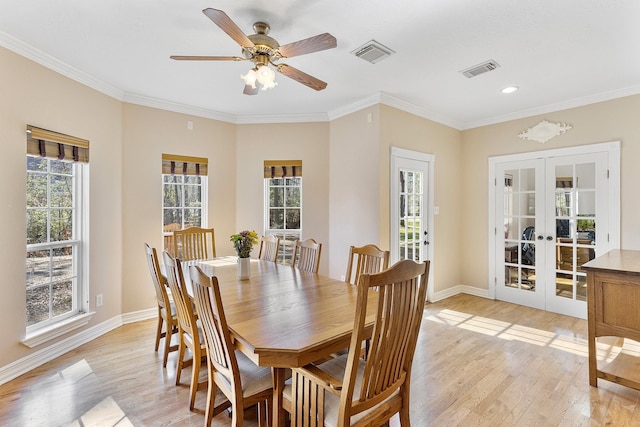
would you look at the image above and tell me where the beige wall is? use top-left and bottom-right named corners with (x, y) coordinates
top-left (328, 106), bottom-right (381, 279)
top-left (121, 104), bottom-right (237, 313)
top-left (0, 47), bottom-right (123, 366)
top-left (237, 122), bottom-right (330, 274)
top-left (379, 105), bottom-right (463, 294)
top-left (460, 95), bottom-right (640, 291)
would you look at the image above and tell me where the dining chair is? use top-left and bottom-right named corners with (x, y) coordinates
top-left (342, 244), bottom-right (391, 359)
top-left (190, 264), bottom-right (273, 427)
top-left (258, 235), bottom-right (279, 262)
top-left (292, 238), bottom-right (322, 273)
top-left (173, 226), bottom-right (216, 261)
top-left (144, 243), bottom-right (179, 367)
top-left (344, 244), bottom-right (390, 286)
top-left (289, 259), bottom-right (430, 427)
top-left (162, 251), bottom-right (207, 411)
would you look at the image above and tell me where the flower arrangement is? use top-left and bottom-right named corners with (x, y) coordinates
top-left (230, 230), bottom-right (259, 258)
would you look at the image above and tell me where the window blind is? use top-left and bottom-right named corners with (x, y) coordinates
top-left (26, 125), bottom-right (89, 163)
top-left (263, 160), bottom-right (302, 178)
top-left (162, 153), bottom-right (208, 176)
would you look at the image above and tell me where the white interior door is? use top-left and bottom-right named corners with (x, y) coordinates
top-left (490, 142), bottom-right (619, 319)
top-left (390, 147), bottom-right (434, 298)
top-left (544, 153), bottom-right (608, 318)
top-left (495, 159), bottom-right (546, 310)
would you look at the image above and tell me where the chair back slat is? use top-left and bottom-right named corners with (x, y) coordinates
top-left (292, 238), bottom-right (322, 273)
top-left (258, 235), bottom-right (280, 262)
top-left (189, 265), bottom-right (242, 398)
top-left (144, 243), bottom-right (171, 310)
top-left (162, 252), bottom-right (198, 338)
top-left (345, 244), bottom-right (390, 286)
top-left (173, 227), bottom-right (216, 261)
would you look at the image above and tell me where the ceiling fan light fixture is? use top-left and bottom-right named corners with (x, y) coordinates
top-left (256, 65), bottom-right (277, 90)
top-left (241, 69), bottom-right (259, 88)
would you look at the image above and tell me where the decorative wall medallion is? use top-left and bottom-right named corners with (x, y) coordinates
top-left (518, 120), bottom-right (572, 143)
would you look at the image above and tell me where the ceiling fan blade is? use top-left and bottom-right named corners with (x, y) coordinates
top-left (277, 33), bottom-right (337, 58)
top-left (170, 55), bottom-right (243, 61)
top-left (202, 8), bottom-right (255, 48)
top-left (243, 84), bottom-right (259, 95)
top-left (277, 64), bottom-right (327, 91)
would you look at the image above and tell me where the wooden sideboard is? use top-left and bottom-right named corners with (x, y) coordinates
top-left (583, 250), bottom-right (640, 390)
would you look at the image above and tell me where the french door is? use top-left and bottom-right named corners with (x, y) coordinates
top-left (390, 147), bottom-right (434, 299)
top-left (491, 143), bottom-right (619, 318)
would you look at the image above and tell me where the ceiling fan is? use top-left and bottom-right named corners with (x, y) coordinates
top-left (170, 8), bottom-right (337, 95)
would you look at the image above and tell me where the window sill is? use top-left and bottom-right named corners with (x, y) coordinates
top-left (21, 312), bottom-right (96, 348)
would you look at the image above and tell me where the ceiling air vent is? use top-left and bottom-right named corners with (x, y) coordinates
top-left (351, 40), bottom-right (395, 64)
top-left (460, 60), bottom-right (500, 78)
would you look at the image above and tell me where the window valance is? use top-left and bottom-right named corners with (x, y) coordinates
top-left (162, 153), bottom-right (208, 176)
top-left (26, 125), bottom-right (89, 163)
top-left (263, 160), bottom-right (302, 178)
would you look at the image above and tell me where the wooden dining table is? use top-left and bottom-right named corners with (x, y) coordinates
top-left (182, 256), bottom-right (378, 426)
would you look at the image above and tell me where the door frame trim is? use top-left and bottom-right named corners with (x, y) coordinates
top-left (390, 146), bottom-right (435, 301)
top-left (487, 141), bottom-right (620, 301)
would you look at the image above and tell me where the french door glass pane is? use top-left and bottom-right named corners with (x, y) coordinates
top-left (553, 162), bottom-right (595, 303)
top-left (399, 170), bottom-right (422, 262)
top-left (503, 168), bottom-right (536, 292)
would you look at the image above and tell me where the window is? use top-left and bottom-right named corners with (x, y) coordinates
top-left (264, 160), bottom-right (302, 264)
top-left (162, 154), bottom-right (208, 253)
top-left (26, 126), bottom-right (88, 332)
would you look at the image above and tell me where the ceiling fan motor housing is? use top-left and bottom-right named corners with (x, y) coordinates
top-left (245, 25), bottom-right (280, 61)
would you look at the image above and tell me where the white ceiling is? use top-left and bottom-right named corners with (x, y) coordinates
top-left (1, 0), bottom-right (639, 129)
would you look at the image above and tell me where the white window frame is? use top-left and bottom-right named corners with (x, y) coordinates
top-left (264, 176), bottom-right (302, 265)
top-left (162, 173), bottom-right (208, 232)
top-left (25, 157), bottom-right (88, 335)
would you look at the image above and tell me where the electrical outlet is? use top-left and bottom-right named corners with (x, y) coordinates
top-left (96, 294), bottom-right (103, 307)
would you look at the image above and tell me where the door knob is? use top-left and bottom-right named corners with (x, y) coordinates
top-left (546, 235), bottom-right (554, 241)
top-left (537, 235), bottom-right (544, 240)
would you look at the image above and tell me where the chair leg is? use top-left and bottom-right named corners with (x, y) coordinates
top-left (189, 346), bottom-right (201, 410)
top-left (204, 363), bottom-right (216, 427)
top-left (163, 317), bottom-right (173, 368)
top-left (257, 399), bottom-right (271, 427)
top-left (155, 307), bottom-right (163, 351)
top-left (175, 332), bottom-right (186, 385)
top-left (230, 400), bottom-right (242, 427)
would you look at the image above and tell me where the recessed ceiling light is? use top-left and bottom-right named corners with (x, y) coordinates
top-left (501, 86), bottom-right (519, 94)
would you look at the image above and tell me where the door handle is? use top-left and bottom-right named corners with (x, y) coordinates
top-left (537, 235), bottom-right (544, 240)
top-left (546, 235), bottom-right (554, 241)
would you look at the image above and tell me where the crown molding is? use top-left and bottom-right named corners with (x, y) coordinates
top-left (327, 92), bottom-right (463, 130)
top-left (327, 93), bottom-right (382, 120)
top-left (122, 92), bottom-right (238, 123)
top-left (461, 84), bottom-right (640, 130)
top-left (378, 92), bottom-right (462, 129)
top-left (0, 30), bottom-right (124, 101)
top-left (235, 112), bottom-right (330, 124)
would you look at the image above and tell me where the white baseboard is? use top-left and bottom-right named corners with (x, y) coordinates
top-left (122, 308), bottom-right (156, 324)
top-left (0, 309), bottom-right (156, 387)
top-left (430, 284), bottom-right (491, 303)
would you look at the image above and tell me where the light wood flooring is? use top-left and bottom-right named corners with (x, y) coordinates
top-left (1, 294), bottom-right (639, 426)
